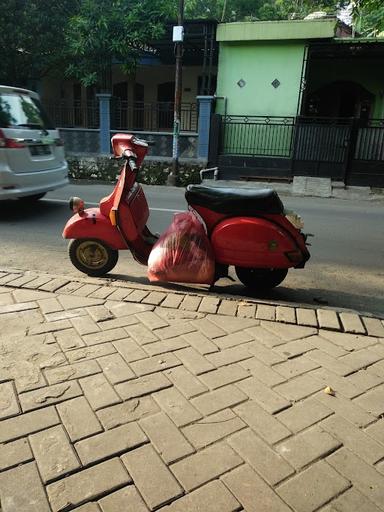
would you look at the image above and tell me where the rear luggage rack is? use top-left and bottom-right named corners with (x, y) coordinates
top-left (199, 167), bottom-right (219, 181)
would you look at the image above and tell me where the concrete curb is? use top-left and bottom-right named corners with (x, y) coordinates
top-left (1, 268), bottom-right (383, 337)
top-left (204, 178), bottom-right (384, 202)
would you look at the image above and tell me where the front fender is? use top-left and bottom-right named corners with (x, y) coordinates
top-left (62, 208), bottom-right (126, 250)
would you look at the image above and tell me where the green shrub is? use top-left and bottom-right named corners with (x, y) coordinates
top-left (177, 165), bottom-right (202, 187)
top-left (67, 156), bottom-right (203, 187)
top-left (138, 164), bottom-right (169, 185)
top-left (67, 157), bottom-right (120, 182)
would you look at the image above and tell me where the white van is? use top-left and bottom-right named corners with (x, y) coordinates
top-left (0, 85), bottom-right (69, 200)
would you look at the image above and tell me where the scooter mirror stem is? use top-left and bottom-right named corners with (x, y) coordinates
top-left (128, 158), bottom-right (137, 172)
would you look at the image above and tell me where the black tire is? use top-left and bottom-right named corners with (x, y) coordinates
top-left (235, 267), bottom-right (288, 290)
top-left (19, 193), bottom-right (46, 202)
top-left (68, 239), bottom-right (118, 277)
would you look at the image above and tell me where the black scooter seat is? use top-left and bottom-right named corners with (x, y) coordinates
top-left (185, 185), bottom-right (284, 215)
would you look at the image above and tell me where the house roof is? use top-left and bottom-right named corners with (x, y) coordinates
top-left (149, 19), bottom-right (218, 66)
top-left (309, 37), bottom-right (384, 59)
top-left (217, 18), bottom-right (340, 42)
top-left (333, 37), bottom-right (384, 44)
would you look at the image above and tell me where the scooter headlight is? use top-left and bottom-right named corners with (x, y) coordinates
top-left (285, 210), bottom-right (304, 230)
top-left (69, 196), bottom-right (85, 214)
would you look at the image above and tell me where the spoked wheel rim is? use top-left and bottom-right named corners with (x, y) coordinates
top-left (75, 240), bottom-right (109, 270)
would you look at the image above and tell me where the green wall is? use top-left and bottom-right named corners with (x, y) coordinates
top-left (216, 41), bottom-right (306, 117)
top-left (307, 58), bottom-right (384, 118)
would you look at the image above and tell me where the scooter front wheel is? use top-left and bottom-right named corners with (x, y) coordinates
top-left (235, 267), bottom-right (288, 290)
top-left (68, 239), bottom-right (118, 277)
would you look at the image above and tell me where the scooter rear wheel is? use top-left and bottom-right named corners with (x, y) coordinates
top-left (235, 267), bottom-right (288, 290)
top-left (68, 239), bottom-right (118, 277)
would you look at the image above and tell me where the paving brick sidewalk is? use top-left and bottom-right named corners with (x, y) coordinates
top-left (1, 271), bottom-right (384, 512)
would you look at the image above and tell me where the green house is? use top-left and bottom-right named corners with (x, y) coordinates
top-left (211, 18), bottom-right (384, 186)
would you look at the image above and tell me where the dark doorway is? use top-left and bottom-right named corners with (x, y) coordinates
top-left (134, 83), bottom-right (144, 130)
top-left (305, 81), bottom-right (374, 120)
top-left (157, 81), bottom-right (174, 130)
top-left (113, 81), bottom-right (128, 101)
top-left (295, 81), bottom-right (377, 181)
top-left (85, 85), bottom-right (97, 128)
top-left (73, 83), bottom-right (82, 126)
top-left (86, 85), bottom-right (96, 102)
top-left (112, 81), bottom-right (128, 129)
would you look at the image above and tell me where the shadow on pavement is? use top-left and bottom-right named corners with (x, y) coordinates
top-left (107, 272), bottom-right (384, 317)
top-left (0, 199), bottom-right (64, 222)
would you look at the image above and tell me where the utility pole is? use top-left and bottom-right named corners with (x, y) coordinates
top-left (168, 0), bottom-right (184, 186)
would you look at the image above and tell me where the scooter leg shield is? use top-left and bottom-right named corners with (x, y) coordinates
top-left (62, 208), bottom-right (126, 250)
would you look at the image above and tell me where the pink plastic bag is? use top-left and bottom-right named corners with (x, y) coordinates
top-left (147, 211), bottom-right (215, 284)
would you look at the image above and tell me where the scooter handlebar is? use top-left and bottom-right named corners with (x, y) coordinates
top-left (134, 138), bottom-right (155, 147)
top-left (109, 149), bottom-right (137, 167)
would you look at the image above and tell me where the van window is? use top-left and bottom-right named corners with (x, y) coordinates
top-left (0, 92), bottom-right (54, 130)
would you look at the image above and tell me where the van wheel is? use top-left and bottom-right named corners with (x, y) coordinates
top-left (19, 193), bottom-right (46, 202)
top-left (68, 239), bottom-right (118, 277)
top-left (235, 267), bottom-right (288, 290)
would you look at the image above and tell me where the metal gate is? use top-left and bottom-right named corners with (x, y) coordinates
top-left (292, 117), bottom-right (384, 186)
top-left (350, 119), bottom-right (384, 186)
top-left (211, 115), bottom-right (384, 186)
top-left (292, 117), bottom-right (353, 181)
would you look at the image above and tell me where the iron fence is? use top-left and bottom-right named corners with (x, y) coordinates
top-left (216, 114), bottom-right (384, 186)
top-left (220, 115), bottom-right (384, 163)
top-left (43, 99), bottom-right (198, 133)
top-left (355, 119), bottom-right (384, 161)
top-left (111, 99), bottom-right (198, 132)
top-left (44, 100), bottom-right (99, 129)
top-left (220, 115), bottom-right (295, 157)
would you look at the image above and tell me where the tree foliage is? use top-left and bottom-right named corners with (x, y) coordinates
top-left (0, 0), bottom-right (78, 86)
top-left (65, 0), bottom-right (173, 87)
top-left (0, 0), bottom-right (172, 88)
top-left (351, 0), bottom-right (384, 36)
top-left (183, 0), bottom-right (348, 22)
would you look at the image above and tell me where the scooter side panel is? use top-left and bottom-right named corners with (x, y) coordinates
top-left (266, 213), bottom-right (309, 255)
top-left (62, 208), bottom-right (127, 250)
top-left (211, 217), bottom-right (299, 268)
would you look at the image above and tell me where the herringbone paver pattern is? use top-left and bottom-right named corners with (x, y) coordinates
top-left (1, 270), bottom-right (384, 511)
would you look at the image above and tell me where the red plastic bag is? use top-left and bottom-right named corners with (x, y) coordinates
top-left (147, 211), bottom-right (215, 284)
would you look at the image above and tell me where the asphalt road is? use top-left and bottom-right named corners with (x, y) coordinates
top-left (0, 181), bottom-right (383, 316)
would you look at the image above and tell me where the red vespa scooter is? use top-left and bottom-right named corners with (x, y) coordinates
top-left (63, 133), bottom-right (310, 289)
